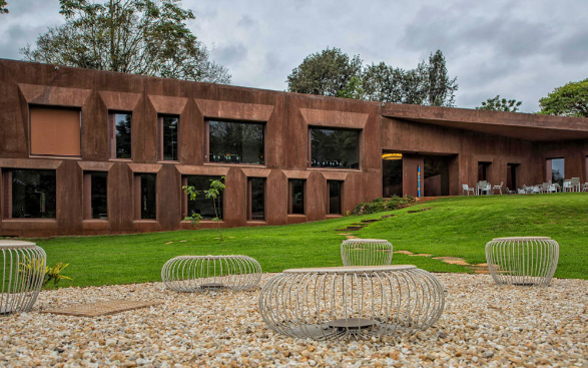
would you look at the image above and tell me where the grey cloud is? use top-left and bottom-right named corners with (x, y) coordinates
top-left (213, 43), bottom-right (248, 66)
top-left (237, 14), bottom-right (257, 29)
top-left (553, 28), bottom-right (588, 65)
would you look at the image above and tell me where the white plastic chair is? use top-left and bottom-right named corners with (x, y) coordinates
top-left (571, 177), bottom-right (580, 192)
top-left (563, 180), bottom-right (572, 192)
top-left (492, 182), bottom-right (503, 195)
top-left (583, 182), bottom-right (588, 192)
top-left (479, 182), bottom-right (491, 195)
top-left (462, 184), bottom-right (475, 196)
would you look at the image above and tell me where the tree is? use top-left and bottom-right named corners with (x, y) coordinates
top-left (21, 0), bottom-right (230, 84)
top-left (477, 95), bottom-right (523, 112)
top-left (287, 47), bottom-right (362, 97)
top-left (183, 177), bottom-right (226, 241)
top-left (539, 79), bottom-right (588, 117)
top-left (422, 50), bottom-right (458, 106)
top-left (0, 0), bottom-right (8, 14)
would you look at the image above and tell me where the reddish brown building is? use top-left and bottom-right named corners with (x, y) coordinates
top-left (1, 59), bottom-right (588, 237)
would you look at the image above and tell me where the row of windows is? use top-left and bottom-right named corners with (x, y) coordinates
top-left (30, 106), bottom-right (361, 169)
top-left (1, 169), bottom-right (345, 221)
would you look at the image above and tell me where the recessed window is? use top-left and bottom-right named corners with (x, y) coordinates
top-left (183, 176), bottom-right (223, 220)
top-left (30, 106), bottom-right (81, 157)
top-left (110, 112), bottom-right (131, 159)
top-left (159, 115), bottom-right (179, 161)
top-left (327, 180), bottom-right (343, 215)
top-left (248, 178), bottom-right (265, 221)
top-left (289, 179), bottom-right (305, 215)
top-left (310, 127), bottom-right (360, 169)
top-left (208, 120), bottom-right (264, 165)
top-left (84, 172), bottom-right (108, 220)
top-left (134, 173), bottom-right (156, 220)
top-left (2, 169), bottom-right (56, 219)
top-left (548, 158), bottom-right (565, 186)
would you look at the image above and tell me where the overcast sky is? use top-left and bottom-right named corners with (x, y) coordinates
top-left (1, 0), bottom-right (587, 112)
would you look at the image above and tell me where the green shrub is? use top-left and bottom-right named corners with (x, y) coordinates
top-left (352, 196), bottom-right (416, 215)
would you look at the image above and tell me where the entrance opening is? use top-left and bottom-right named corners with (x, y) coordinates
top-left (424, 156), bottom-right (450, 196)
top-left (506, 164), bottom-right (519, 192)
top-left (478, 162), bottom-right (491, 182)
top-left (382, 153), bottom-right (403, 197)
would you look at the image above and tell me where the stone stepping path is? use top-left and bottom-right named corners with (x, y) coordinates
top-left (394, 250), bottom-right (489, 274)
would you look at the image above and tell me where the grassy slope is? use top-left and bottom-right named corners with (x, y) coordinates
top-left (32, 193), bottom-right (588, 288)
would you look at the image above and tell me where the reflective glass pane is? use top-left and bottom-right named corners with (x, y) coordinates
top-left (209, 120), bottom-right (264, 164)
top-left (186, 176), bottom-right (223, 220)
top-left (140, 174), bottom-right (156, 219)
top-left (290, 179), bottom-right (305, 214)
top-left (250, 178), bottom-right (265, 220)
top-left (162, 116), bottom-right (179, 161)
top-left (114, 113), bottom-right (131, 158)
top-left (310, 128), bottom-right (359, 169)
top-left (90, 172), bottom-right (108, 219)
top-left (552, 158), bottom-right (565, 186)
top-left (11, 169), bottom-right (56, 218)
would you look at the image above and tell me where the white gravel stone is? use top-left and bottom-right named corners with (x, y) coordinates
top-left (0, 273), bottom-right (586, 367)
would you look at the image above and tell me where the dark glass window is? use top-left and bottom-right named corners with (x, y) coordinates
top-left (209, 120), bottom-right (264, 164)
top-left (289, 179), bottom-right (305, 215)
top-left (140, 174), bottom-right (157, 219)
top-left (113, 113), bottom-right (131, 159)
top-left (89, 172), bottom-right (108, 219)
top-left (11, 169), bottom-right (56, 219)
top-left (186, 176), bottom-right (223, 220)
top-left (551, 158), bottom-right (565, 186)
top-left (161, 115), bottom-right (179, 161)
top-left (383, 153), bottom-right (403, 197)
top-left (328, 180), bottom-right (343, 215)
top-left (249, 178), bottom-right (265, 220)
top-left (310, 128), bottom-right (360, 169)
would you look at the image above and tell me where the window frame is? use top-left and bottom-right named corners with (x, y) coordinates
top-left (308, 126), bottom-right (361, 170)
top-left (158, 114), bottom-right (180, 162)
top-left (181, 175), bottom-right (224, 221)
top-left (247, 177), bottom-right (266, 221)
top-left (326, 180), bottom-right (344, 215)
top-left (109, 111), bottom-right (132, 160)
top-left (205, 118), bottom-right (266, 165)
top-left (2, 168), bottom-right (57, 219)
top-left (134, 173), bottom-right (157, 220)
top-left (83, 171), bottom-right (109, 221)
top-left (288, 179), bottom-right (306, 215)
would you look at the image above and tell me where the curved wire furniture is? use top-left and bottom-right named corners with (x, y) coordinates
top-left (486, 237), bottom-right (559, 287)
top-left (1, 240), bottom-right (46, 315)
top-left (259, 265), bottom-right (445, 341)
top-left (341, 239), bottom-right (393, 266)
top-left (162, 255), bottom-right (262, 292)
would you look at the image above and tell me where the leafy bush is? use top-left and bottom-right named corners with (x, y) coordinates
top-left (352, 196), bottom-right (415, 215)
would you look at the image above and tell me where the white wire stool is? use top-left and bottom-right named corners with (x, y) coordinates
top-left (162, 255), bottom-right (262, 292)
top-left (1, 240), bottom-right (46, 315)
top-left (259, 265), bottom-right (445, 341)
top-left (486, 237), bottom-right (559, 287)
top-left (341, 238), bottom-right (393, 266)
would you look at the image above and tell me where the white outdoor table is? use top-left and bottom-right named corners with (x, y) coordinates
top-left (258, 265), bottom-right (445, 341)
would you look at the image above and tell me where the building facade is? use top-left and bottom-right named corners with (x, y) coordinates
top-left (1, 59), bottom-right (588, 237)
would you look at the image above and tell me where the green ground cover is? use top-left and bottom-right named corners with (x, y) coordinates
top-left (29, 193), bottom-right (588, 288)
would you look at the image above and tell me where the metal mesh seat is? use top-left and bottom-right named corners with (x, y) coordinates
top-left (341, 239), bottom-right (393, 266)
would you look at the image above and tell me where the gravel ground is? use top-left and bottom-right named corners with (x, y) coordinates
top-left (0, 273), bottom-right (587, 367)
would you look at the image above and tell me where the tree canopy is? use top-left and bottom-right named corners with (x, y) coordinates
top-left (539, 79), bottom-right (588, 118)
top-left (287, 48), bottom-right (457, 106)
top-left (476, 95), bottom-right (523, 112)
top-left (21, 0), bottom-right (230, 84)
top-left (287, 47), bottom-right (363, 97)
top-left (0, 0), bottom-right (8, 14)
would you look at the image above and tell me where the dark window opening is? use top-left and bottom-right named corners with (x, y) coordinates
top-left (184, 176), bottom-right (223, 220)
top-left (383, 156), bottom-right (403, 197)
top-left (507, 164), bottom-right (518, 192)
top-left (310, 127), bottom-right (360, 169)
top-left (84, 171), bottom-right (108, 219)
top-left (111, 112), bottom-right (131, 159)
top-left (7, 169), bottom-right (56, 219)
top-left (248, 178), bottom-right (265, 220)
top-left (160, 115), bottom-right (179, 161)
top-left (328, 180), bottom-right (343, 215)
top-left (208, 120), bottom-right (265, 165)
top-left (289, 179), bottom-right (305, 215)
top-left (136, 173), bottom-right (156, 220)
top-left (478, 162), bottom-right (491, 182)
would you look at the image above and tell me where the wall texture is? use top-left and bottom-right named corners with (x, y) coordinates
top-left (1, 59), bottom-right (588, 237)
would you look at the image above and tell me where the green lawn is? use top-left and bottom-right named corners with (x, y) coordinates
top-left (28, 193), bottom-right (588, 288)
